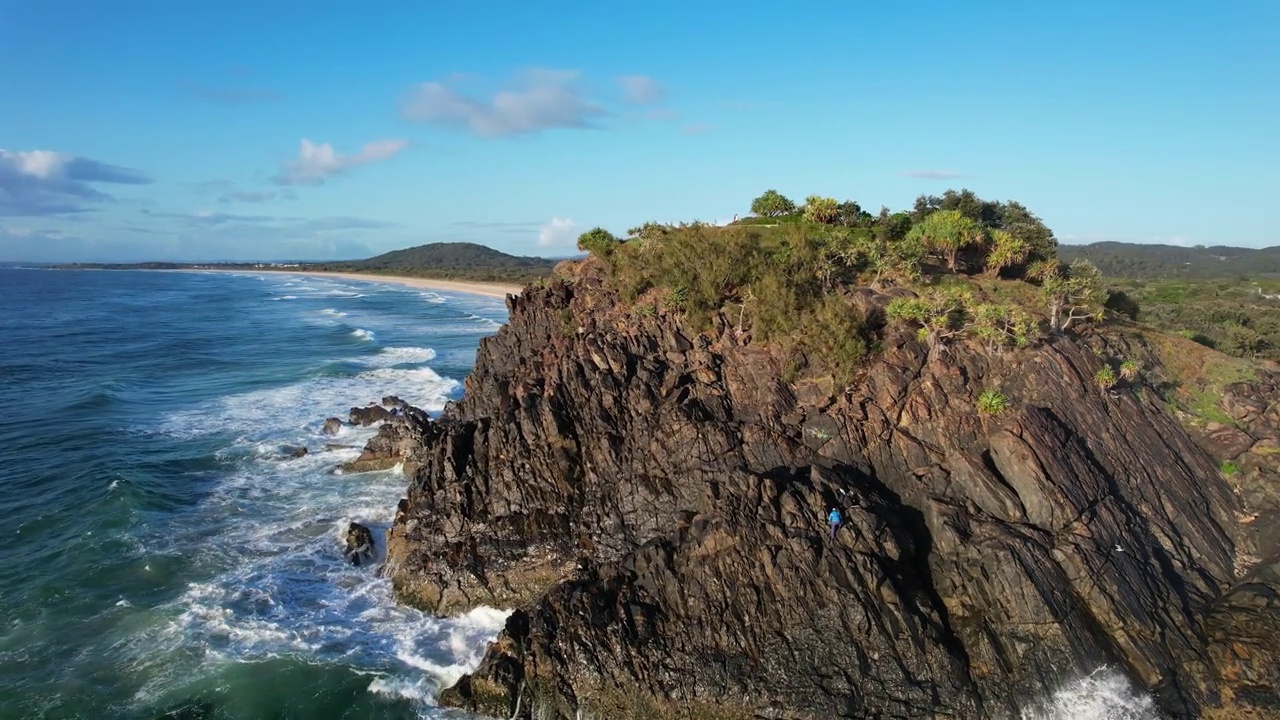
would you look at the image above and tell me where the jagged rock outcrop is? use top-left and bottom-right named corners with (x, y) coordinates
top-left (349, 403), bottom-right (391, 426)
top-left (344, 522), bottom-right (375, 566)
top-left (373, 272), bottom-right (1280, 719)
top-left (339, 405), bottom-right (433, 475)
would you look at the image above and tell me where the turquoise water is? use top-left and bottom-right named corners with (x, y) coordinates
top-left (0, 269), bottom-right (510, 719)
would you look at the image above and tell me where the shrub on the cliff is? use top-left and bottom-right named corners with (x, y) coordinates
top-left (577, 227), bottom-right (620, 261)
top-left (886, 289), bottom-right (972, 349)
top-left (1221, 460), bottom-right (1240, 475)
top-left (794, 294), bottom-right (869, 385)
top-left (976, 390), bottom-right (1009, 415)
top-left (1119, 360), bottom-right (1140, 381)
top-left (830, 231), bottom-right (925, 285)
top-left (1040, 259), bottom-right (1105, 334)
top-left (1094, 366), bottom-right (1117, 390)
top-left (972, 303), bottom-right (1034, 350)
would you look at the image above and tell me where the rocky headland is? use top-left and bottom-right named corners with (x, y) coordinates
top-left (347, 254), bottom-right (1280, 719)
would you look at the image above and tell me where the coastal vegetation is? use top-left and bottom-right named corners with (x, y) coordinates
top-left (577, 188), bottom-right (1089, 383)
top-left (574, 188), bottom-right (1280, 393)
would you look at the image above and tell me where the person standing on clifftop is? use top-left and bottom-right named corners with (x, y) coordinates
top-left (828, 507), bottom-right (842, 539)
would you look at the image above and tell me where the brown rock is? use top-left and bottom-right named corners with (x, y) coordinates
top-left (349, 404), bottom-right (391, 426)
top-left (1205, 422), bottom-right (1256, 460)
top-left (361, 276), bottom-right (1277, 720)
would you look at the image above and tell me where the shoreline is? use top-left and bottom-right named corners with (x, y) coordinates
top-left (175, 268), bottom-right (524, 300)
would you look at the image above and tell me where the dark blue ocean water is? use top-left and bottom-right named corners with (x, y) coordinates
top-left (0, 269), bottom-right (511, 719)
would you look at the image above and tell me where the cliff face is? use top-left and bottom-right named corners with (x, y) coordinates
top-left (371, 268), bottom-right (1280, 719)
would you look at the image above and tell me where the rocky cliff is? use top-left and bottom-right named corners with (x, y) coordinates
top-left (364, 264), bottom-right (1280, 719)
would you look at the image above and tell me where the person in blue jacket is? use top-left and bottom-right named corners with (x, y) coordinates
top-left (828, 507), bottom-right (842, 539)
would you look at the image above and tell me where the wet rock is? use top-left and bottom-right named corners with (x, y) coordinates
top-left (338, 457), bottom-right (399, 474)
top-left (344, 522), bottom-right (375, 566)
top-left (382, 395), bottom-right (409, 409)
top-left (284, 445), bottom-right (308, 459)
top-left (321, 417), bottom-right (344, 435)
top-left (349, 404), bottom-right (391, 426)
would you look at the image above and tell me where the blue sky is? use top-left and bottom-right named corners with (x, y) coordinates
top-left (1, 0), bottom-right (1277, 262)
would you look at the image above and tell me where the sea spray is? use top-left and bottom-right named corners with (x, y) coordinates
top-left (1020, 666), bottom-right (1163, 720)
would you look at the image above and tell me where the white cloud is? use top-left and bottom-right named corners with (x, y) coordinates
top-left (0, 149), bottom-right (151, 216)
top-left (401, 69), bottom-right (607, 137)
top-left (537, 217), bottom-right (579, 246)
top-left (274, 138), bottom-right (409, 186)
top-left (616, 75), bottom-right (664, 105)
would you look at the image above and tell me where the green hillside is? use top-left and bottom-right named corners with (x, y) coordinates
top-left (1060, 241), bottom-right (1280, 280)
top-left (308, 242), bottom-right (559, 283)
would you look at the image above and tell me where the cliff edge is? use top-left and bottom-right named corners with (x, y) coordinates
top-left (367, 262), bottom-right (1280, 719)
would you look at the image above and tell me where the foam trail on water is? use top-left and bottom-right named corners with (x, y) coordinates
top-left (1021, 667), bottom-right (1162, 720)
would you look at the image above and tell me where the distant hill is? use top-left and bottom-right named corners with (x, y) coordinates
top-left (307, 242), bottom-right (559, 283)
top-left (1060, 241), bottom-right (1280, 280)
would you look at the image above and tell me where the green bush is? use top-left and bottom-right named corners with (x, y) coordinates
top-left (577, 227), bottom-right (620, 260)
top-left (1094, 366), bottom-right (1117, 390)
top-left (1221, 460), bottom-right (1240, 475)
top-left (1119, 360), bottom-right (1140, 381)
top-left (976, 390), bottom-right (1009, 415)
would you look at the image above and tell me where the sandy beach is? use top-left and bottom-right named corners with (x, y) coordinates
top-left (184, 269), bottom-right (524, 300)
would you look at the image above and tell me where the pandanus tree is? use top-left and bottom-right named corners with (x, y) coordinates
top-left (1040, 259), bottom-right (1105, 334)
top-left (984, 229), bottom-right (1030, 277)
top-left (906, 209), bottom-right (985, 270)
top-left (577, 227), bottom-right (620, 260)
top-left (803, 195), bottom-right (841, 224)
top-left (750, 190), bottom-right (797, 218)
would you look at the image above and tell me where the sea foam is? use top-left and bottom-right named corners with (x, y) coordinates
top-left (1021, 667), bottom-right (1162, 720)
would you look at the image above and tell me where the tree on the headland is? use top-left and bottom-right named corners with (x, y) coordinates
top-left (1041, 259), bottom-right (1104, 333)
top-left (984, 229), bottom-right (1030, 277)
top-left (907, 209), bottom-right (984, 270)
top-left (803, 195), bottom-right (840, 224)
top-left (750, 190), bottom-right (797, 218)
top-left (836, 201), bottom-right (873, 228)
top-left (997, 201), bottom-right (1058, 265)
top-left (578, 227), bottom-right (621, 260)
top-left (873, 207), bottom-right (914, 243)
top-left (910, 191), bottom-right (1058, 271)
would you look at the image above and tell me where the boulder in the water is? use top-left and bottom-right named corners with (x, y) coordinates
top-left (382, 395), bottom-right (409, 409)
top-left (349, 404), bottom-right (391, 426)
top-left (321, 417), bottom-right (344, 435)
top-left (285, 445), bottom-right (309, 459)
top-left (344, 522), bottom-right (375, 566)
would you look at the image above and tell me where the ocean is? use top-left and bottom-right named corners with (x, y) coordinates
top-left (0, 268), bottom-right (510, 719)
